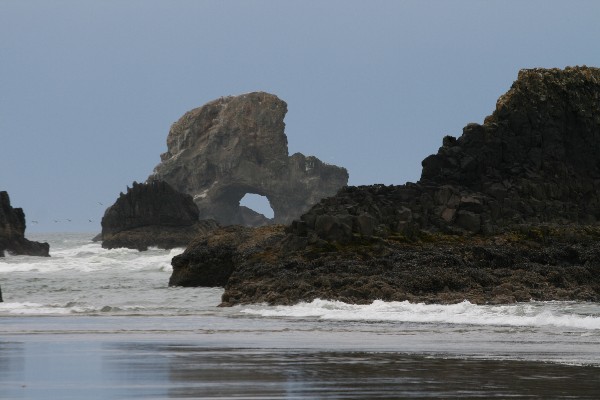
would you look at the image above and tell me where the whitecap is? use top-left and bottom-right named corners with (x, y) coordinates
top-left (0, 301), bottom-right (75, 315)
top-left (241, 299), bottom-right (600, 330)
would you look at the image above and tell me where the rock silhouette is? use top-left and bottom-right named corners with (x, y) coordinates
top-left (101, 180), bottom-right (217, 250)
top-left (287, 67), bottom-right (600, 243)
top-left (0, 191), bottom-right (49, 257)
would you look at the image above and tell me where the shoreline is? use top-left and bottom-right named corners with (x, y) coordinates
top-left (1, 307), bottom-right (599, 366)
top-left (2, 330), bottom-right (599, 399)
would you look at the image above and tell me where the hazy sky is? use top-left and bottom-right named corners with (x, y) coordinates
top-left (2, 1), bottom-right (600, 233)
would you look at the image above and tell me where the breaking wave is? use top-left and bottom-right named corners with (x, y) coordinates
top-left (241, 299), bottom-right (600, 330)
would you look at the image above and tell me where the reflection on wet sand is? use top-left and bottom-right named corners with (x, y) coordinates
top-left (2, 338), bottom-right (599, 399)
top-left (0, 342), bottom-right (24, 389)
top-left (105, 343), bottom-right (600, 399)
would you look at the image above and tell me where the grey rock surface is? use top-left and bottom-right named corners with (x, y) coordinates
top-left (150, 92), bottom-right (348, 226)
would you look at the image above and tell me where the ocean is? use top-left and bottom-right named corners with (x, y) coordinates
top-left (1, 233), bottom-right (599, 399)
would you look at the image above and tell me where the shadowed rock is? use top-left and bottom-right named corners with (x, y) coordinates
top-left (0, 191), bottom-right (49, 257)
top-left (101, 180), bottom-right (218, 250)
top-left (151, 92), bottom-right (348, 226)
top-left (169, 225), bottom-right (283, 287)
top-left (169, 67), bottom-right (600, 306)
top-left (288, 66), bottom-right (600, 243)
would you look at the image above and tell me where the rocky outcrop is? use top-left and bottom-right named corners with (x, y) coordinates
top-left (0, 191), bottom-right (49, 257)
top-left (169, 225), bottom-right (283, 287)
top-left (287, 67), bottom-right (600, 243)
top-left (172, 223), bottom-right (600, 306)
top-left (169, 66), bottom-right (600, 306)
top-left (151, 92), bottom-right (348, 226)
top-left (220, 227), bottom-right (600, 306)
top-left (101, 180), bottom-right (218, 250)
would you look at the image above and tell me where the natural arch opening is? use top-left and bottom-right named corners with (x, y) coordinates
top-left (239, 193), bottom-right (274, 226)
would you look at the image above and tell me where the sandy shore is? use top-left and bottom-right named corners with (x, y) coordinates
top-left (1, 325), bottom-right (599, 399)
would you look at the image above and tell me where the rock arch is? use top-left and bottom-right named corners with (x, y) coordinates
top-left (151, 92), bottom-right (348, 226)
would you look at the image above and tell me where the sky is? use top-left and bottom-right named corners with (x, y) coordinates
top-left (2, 0), bottom-right (600, 233)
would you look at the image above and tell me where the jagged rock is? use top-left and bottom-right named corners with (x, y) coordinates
top-left (220, 227), bottom-right (600, 306)
top-left (101, 180), bottom-right (218, 250)
top-left (170, 67), bottom-right (600, 306)
top-left (169, 225), bottom-right (284, 287)
top-left (238, 206), bottom-right (272, 227)
top-left (0, 191), bottom-right (49, 257)
top-left (150, 92), bottom-right (348, 226)
top-left (289, 66), bottom-right (600, 241)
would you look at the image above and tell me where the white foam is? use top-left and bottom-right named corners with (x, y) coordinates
top-left (0, 301), bottom-right (77, 315)
top-left (0, 300), bottom-right (153, 315)
top-left (0, 241), bottom-right (183, 274)
top-left (241, 299), bottom-right (600, 330)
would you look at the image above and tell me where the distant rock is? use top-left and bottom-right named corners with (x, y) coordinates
top-left (0, 191), bottom-right (49, 257)
top-left (169, 66), bottom-right (600, 306)
top-left (238, 206), bottom-right (272, 227)
top-left (151, 92), bottom-right (348, 226)
top-left (101, 180), bottom-right (218, 250)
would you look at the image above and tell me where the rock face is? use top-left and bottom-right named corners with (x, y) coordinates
top-left (151, 92), bottom-right (348, 226)
top-left (169, 225), bottom-right (283, 287)
top-left (219, 227), bottom-right (600, 306)
top-left (287, 67), bottom-right (600, 243)
top-left (170, 67), bottom-right (600, 306)
top-left (0, 191), bottom-right (49, 257)
top-left (101, 180), bottom-right (218, 250)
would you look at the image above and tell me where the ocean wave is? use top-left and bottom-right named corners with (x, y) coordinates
top-left (0, 301), bottom-right (149, 315)
top-left (0, 241), bottom-right (182, 273)
top-left (0, 301), bottom-right (79, 315)
top-left (240, 299), bottom-right (600, 330)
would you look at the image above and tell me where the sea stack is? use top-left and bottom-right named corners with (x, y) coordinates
top-left (150, 92), bottom-right (349, 226)
top-left (0, 191), bottom-right (49, 257)
top-left (170, 66), bottom-right (600, 306)
top-left (101, 180), bottom-right (218, 251)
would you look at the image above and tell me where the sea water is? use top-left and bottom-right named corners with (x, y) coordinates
top-left (1, 233), bottom-right (599, 399)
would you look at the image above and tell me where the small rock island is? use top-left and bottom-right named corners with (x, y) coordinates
top-left (0, 191), bottom-right (49, 257)
top-left (101, 180), bottom-right (218, 250)
top-left (171, 66), bottom-right (600, 306)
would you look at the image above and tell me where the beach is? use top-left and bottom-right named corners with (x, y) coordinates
top-left (1, 233), bottom-right (599, 399)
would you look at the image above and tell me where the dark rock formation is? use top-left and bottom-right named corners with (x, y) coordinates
top-left (169, 66), bottom-right (600, 306)
top-left (220, 227), bottom-right (600, 306)
top-left (151, 92), bottom-right (348, 226)
top-left (170, 225), bottom-right (283, 287)
top-left (287, 67), bottom-right (600, 243)
top-left (101, 180), bottom-right (218, 250)
top-left (0, 191), bottom-right (49, 257)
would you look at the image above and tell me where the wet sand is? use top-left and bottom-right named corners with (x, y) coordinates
top-left (1, 336), bottom-right (599, 399)
top-left (2, 234), bottom-right (599, 398)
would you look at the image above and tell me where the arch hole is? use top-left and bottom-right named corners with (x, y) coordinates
top-left (239, 193), bottom-right (274, 219)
